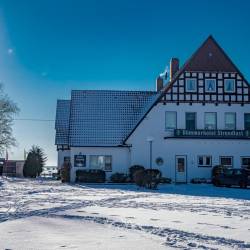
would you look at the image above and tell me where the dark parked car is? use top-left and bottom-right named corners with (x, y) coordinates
top-left (212, 167), bottom-right (250, 188)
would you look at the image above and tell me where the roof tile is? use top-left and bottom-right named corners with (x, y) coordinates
top-left (67, 90), bottom-right (158, 146)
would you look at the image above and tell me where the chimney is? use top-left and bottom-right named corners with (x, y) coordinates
top-left (170, 58), bottom-right (179, 81)
top-left (156, 76), bottom-right (164, 91)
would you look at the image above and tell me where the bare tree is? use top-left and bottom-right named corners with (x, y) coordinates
top-left (0, 84), bottom-right (19, 154)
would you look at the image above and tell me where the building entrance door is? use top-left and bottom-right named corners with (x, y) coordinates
top-left (175, 155), bottom-right (187, 183)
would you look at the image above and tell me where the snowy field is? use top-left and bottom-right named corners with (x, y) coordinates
top-left (0, 177), bottom-right (250, 250)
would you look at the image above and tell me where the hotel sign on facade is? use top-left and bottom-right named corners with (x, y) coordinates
top-left (173, 129), bottom-right (250, 139)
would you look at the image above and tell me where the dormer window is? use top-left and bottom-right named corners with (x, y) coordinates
top-left (185, 78), bottom-right (197, 92)
top-left (224, 79), bottom-right (235, 93)
top-left (205, 79), bottom-right (216, 92)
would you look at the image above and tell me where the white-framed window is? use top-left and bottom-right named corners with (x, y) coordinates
top-left (225, 112), bottom-right (236, 130)
top-left (241, 157), bottom-right (250, 169)
top-left (198, 155), bottom-right (212, 167)
top-left (89, 155), bottom-right (112, 171)
top-left (205, 79), bottom-right (216, 92)
top-left (165, 111), bottom-right (177, 130)
top-left (74, 155), bottom-right (86, 167)
top-left (204, 112), bottom-right (217, 130)
top-left (224, 79), bottom-right (235, 93)
top-left (185, 78), bottom-right (197, 92)
top-left (220, 156), bottom-right (233, 168)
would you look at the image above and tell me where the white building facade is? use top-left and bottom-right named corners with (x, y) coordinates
top-left (55, 36), bottom-right (250, 183)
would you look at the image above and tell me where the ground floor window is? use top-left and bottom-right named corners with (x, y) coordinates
top-left (198, 155), bottom-right (212, 167)
top-left (220, 156), bottom-right (233, 168)
top-left (89, 155), bottom-right (112, 171)
top-left (241, 157), bottom-right (250, 169)
top-left (74, 155), bottom-right (86, 167)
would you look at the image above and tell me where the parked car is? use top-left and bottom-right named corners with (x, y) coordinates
top-left (212, 167), bottom-right (250, 188)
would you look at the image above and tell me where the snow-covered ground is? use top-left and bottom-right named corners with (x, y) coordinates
top-left (0, 177), bottom-right (249, 249)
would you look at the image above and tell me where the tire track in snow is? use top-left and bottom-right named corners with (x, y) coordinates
top-left (48, 213), bottom-right (250, 250)
top-left (1, 178), bottom-right (250, 249)
top-left (95, 197), bottom-right (250, 218)
top-left (0, 194), bottom-right (146, 223)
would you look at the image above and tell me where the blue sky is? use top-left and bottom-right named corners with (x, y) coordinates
top-left (0, 0), bottom-right (249, 165)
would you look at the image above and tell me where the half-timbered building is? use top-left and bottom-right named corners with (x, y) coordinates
top-left (55, 36), bottom-right (250, 183)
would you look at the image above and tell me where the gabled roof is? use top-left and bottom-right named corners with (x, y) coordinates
top-left (182, 35), bottom-right (239, 72)
top-left (124, 35), bottom-right (249, 142)
top-left (55, 100), bottom-right (70, 145)
top-left (67, 90), bottom-right (158, 146)
top-left (55, 36), bottom-right (249, 147)
top-left (163, 35), bottom-right (249, 94)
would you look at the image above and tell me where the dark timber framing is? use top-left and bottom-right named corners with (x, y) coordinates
top-left (161, 71), bottom-right (250, 104)
top-left (124, 35), bottom-right (250, 143)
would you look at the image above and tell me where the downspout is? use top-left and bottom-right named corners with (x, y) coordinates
top-left (123, 142), bottom-right (132, 175)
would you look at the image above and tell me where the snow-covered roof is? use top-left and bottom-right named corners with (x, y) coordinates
top-left (55, 100), bottom-right (70, 145)
top-left (55, 90), bottom-right (158, 147)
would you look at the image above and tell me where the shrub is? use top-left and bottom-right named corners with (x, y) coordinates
top-left (75, 169), bottom-right (106, 183)
top-left (160, 177), bottom-right (172, 184)
top-left (144, 169), bottom-right (162, 179)
top-left (134, 169), bottom-right (162, 189)
top-left (129, 165), bottom-right (145, 181)
top-left (145, 169), bottom-right (162, 189)
top-left (133, 169), bottom-right (146, 187)
top-left (61, 162), bottom-right (71, 183)
top-left (110, 173), bottom-right (128, 183)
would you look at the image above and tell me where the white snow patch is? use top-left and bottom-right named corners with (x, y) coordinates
top-left (0, 217), bottom-right (168, 250)
top-left (0, 177), bottom-right (250, 249)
